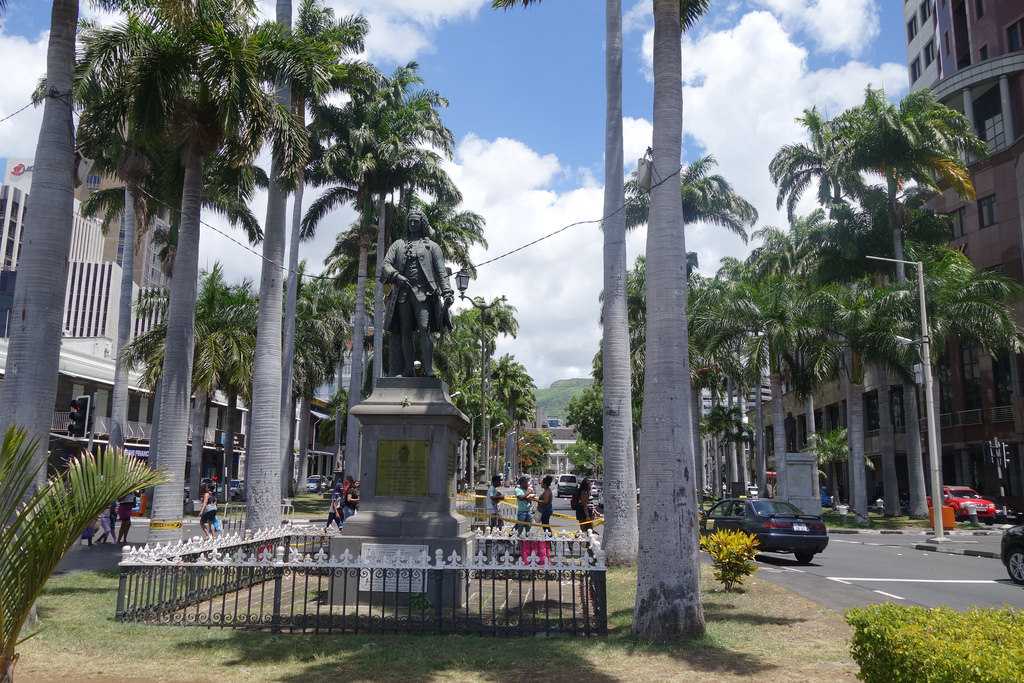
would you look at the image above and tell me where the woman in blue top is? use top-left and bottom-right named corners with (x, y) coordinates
top-left (538, 475), bottom-right (554, 534)
top-left (513, 475), bottom-right (536, 535)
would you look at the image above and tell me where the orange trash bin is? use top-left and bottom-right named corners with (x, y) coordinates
top-left (928, 504), bottom-right (955, 530)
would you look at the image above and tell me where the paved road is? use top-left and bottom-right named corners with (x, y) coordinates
top-left (750, 532), bottom-right (1023, 611)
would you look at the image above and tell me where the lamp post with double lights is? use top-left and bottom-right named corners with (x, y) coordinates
top-left (867, 255), bottom-right (946, 541)
top-left (986, 436), bottom-right (1010, 507)
top-left (454, 270), bottom-right (506, 483)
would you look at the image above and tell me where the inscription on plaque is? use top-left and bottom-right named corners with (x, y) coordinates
top-left (358, 543), bottom-right (428, 592)
top-left (376, 439), bottom-right (430, 497)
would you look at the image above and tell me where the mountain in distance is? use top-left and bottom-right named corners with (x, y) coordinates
top-left (534, 378), bottom-right (592, 422)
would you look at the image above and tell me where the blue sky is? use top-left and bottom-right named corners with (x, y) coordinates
top-left (0, 1), bottom-right (911, 385)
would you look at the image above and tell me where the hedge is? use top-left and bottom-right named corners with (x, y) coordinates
top-left (846, 604), bottom-right (1024, 683)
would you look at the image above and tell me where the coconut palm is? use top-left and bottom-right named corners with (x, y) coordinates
top-left (632, 0), bottom-right (710, 640)
top-left (0, 0), bottom-right (83, 486)
top-left (811, 427), bottom-right (849, 504)
top-left (769, 107), bottom-right (863, 221)
top-left (1, 427), bottom-right (166, 681)
top-left (278, 0), bottom-right (369, 498)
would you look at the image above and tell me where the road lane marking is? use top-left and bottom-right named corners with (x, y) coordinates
top-left (831, 578), bottom-right (852, 585)
top-left (873, 590), bottom-right (905, 600)
top-left (827, 578), bottom-right (997, 584)
top-left (782, 567), bottom-right (805, 573)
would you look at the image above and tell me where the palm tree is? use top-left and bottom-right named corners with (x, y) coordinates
top-left (490, 354), bottom-right (537, 472)
top-left (1, 427), bottom-right (166, 681)
top-left (811, 427), bottom-right (849, 505)
top-left (81, 1), bottom-right (308, 541)
top-left (769, 107), bottom-right (862, 221)
top-left (279, 0), bottom-right (369, 498)
top-left (492, 0), bottom-right (640, 565)
top-left (0, 0), bottom-right (82, 486)
top-left (633, 0), bottom-right (710, 640)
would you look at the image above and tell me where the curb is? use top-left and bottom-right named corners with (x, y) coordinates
top-left (913, 543), bottom-right (1001, 559)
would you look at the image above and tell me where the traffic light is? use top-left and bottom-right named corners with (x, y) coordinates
top-left (68, 395), bottom-right (92, 438)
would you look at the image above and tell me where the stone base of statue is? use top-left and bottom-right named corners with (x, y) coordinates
top-left (329, 377), bottom-right (470, 606)
top-left (780, 451), bottom-right (822, 516)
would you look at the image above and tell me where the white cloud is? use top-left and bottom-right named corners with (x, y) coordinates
top-left (0, 30), bottom-right (48, 159)
top-left (752, 0), bottom-right (879, 55)
top-left (622, 116), bottom-right (653, 173)
top-left (637, 10), bottom-right (906, 273)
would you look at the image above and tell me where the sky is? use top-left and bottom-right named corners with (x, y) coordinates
top-left (0, 0), bottom-right (910, 388)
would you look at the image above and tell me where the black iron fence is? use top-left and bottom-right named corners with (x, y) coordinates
top-left (116, 530), bottom-right (607, 637)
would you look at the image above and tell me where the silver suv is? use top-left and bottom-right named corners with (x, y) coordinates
top-left (556, 474), bottom-right (578, 498)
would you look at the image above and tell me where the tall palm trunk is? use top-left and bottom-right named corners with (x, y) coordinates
top-left (245, 0), bottom-right (291, 532)
top-left (343, 233), bottom-right (370, 477)
top-left (805, 394), bottom-right (816, 446)
top-left (110, 188), bottom-right (137, 451)
top-left (148, 148), bottom-right (204, 542)
top-left (333, 356), bottom-right (345, 473)
top-left (726, 379), bottom-right (738, 487)
top-left (372, 193), bottom-right (387, 384)
top-left (739, 391), bottom-right (750, 488)
top-left (691, 385), bottom-right (703, 497)
top-left (770, 366), bottom-right (787, 498)
top-left (280, 170), bottom-right (304, 495)
top-left (294, 394), bottom-right (311, 492)
top-left (755, 377), bottom-right (767, 496)
top-left (904, 382), bottom-right (928, 516)
top-left (0, 0), bottom-right (79, 488)
top-left (284, 395), bottom-right (297, 496)
top-left (876, 365), bottom-right (900, 516)
top-left (188, 390), bottom-right (208, 507)
top-left (846, 353), bottom-right (868, 518)
top-left (634, 0), bottom-right (703, 640)
top-left (224, 391), bottom-right (237, 481)
top-left (600, 0), bottom-right (638, 565)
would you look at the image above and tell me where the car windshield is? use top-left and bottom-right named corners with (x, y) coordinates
top-left (307, 477), bottom-right (318, 483)
top-left (751, 500), bottom-right (804, 516)
top-left (560, 476), bottom-right (576, 482)
top-left (948, 488), bottom-right (980, 497)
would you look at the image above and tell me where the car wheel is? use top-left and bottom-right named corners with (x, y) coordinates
top-left (1008, 549), bottom-right (1024, 586)
top-left (794, 551), bottom-right (814, 565)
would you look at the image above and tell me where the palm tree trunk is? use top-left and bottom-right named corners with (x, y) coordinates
top-left (726, 379), bottom-right (738, 487)
top-left (805, 394), bottom-right (816, 446)
top-left (755, 377), bottom-right (767, 496)
top-left (739, 391), bottom-right (750, 488)
top-left (691, 385), bottom-right (703, 497)
top-left (634, 0), bottom-right (703, 640)
top-left (343, 234), bottom-right (370, 478)
top-left (110, 188), bottom-right (137, 451)
top-left (280, 170), bottom-right (304, 494)
top-left (285, 395), bottom-right (297, 496)
top-left (144, 378), bottom-right (162, 506)
top-left (888, 173), bottom-right (906, 281)
top-left (333, 355), bottom-right (345, 474)
top-left (372, 193), bottom-right (387, 384)
top-left (224, 391), bottom-right (237, 480)
top-left (599, 0), bottom-right (639, 565)
top-left (846, 355), bottom-right (868, 518)
top-left (244, 0), bottom-right (291, 532)
top-left (294, 394), bottom-right (311, 493)
top-left (904, 382), bottom-right (928, 516)
top-left (770, 367), bottom-right (787, 498)
top-left (188, 390), bottom-right (208, 508)
top-left (148, 147), bottom-right (204, 542)
top-left (831, 461), bottom-right (840, 504)
top-left (0, 0), bottom-right (79, 488)
top-left (876, 365), bottom-right (900, 516)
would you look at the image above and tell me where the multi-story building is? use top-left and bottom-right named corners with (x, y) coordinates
top-left (764, 2), bottom-right (1024, 511)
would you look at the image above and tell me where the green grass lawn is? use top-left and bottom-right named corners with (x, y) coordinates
top-left (18, 565), bottom-right (857, 682)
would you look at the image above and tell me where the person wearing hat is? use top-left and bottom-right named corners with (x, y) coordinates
top-left (379, 209), bottom-right (454, 377)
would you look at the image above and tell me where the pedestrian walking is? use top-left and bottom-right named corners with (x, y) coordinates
top-left (198, 484), bottom-right (218, 539)
top-left (325, 485), bottom-right (344, 532)
top-left (572, 478), bottom-right (593, 532)
top-left (95, 504), bottom-right (115, 544)
top-left (486, 475), bottom-right (504, 529)
top-left (116, 492), bottom-right (135, 544)
top-left (513, 475), bottom-right (536, 536)
top-left (343, 480), bottom-right (360, 520)
top-left (538, 475), bottom-right (554, 534)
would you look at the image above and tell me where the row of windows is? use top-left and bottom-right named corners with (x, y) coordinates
top-left (946, 194), bottom-right (997, 239)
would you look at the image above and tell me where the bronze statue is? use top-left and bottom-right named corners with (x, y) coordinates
top-left (380, 209), bottom-right (454, 377)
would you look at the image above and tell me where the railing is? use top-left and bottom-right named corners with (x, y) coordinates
top-left (991, 405), bottom-right (1014, 424)
top-left (51, 411), bottom-right (70, 432)
top-left (958, 409), bottom-right (983, 426)
top-left (116, 528), bottom-right (607, 637)
top-left (940, 412), bottom-right (957, 428)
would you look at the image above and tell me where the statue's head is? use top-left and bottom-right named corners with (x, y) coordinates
top-left (407, 209), bottom-right (430, 239)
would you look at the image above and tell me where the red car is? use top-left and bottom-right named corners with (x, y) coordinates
top-left (938, 486), bottom-right (997, 521)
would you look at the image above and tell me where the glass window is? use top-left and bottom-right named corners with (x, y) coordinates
top-left (919, 0), bottom-right (931, 23)
top-left (993, 353), bottom-right (1014, 405)
top-left (979, 45), bottom-right (988, 61)
top-left (978, 195), bottom-right (996, 228)
top-left (924, 39), bottom-right (936, 66)
top-left (910, 57), bottom-right (922, 83)
top-left (751, 500), bottom-right (804, 516)
top-left (974, 0), bottom-right (983, 18)
top-left (1009, 20), bottom-right (1024, 53)
top-left (938, 356), bottom-right (954, 415)
top-left (865, 390), bottom-right (880, 431)
top-left (947, 206), bottom-right (966, 238)
top-left (907, 17), bottom-right (918, 42)
top-left (944, 30), bottom-right (951, 55)
top-left (961, 343), bottom-right (982, 410)
top-left (891, 386), bottom-right (906, 431)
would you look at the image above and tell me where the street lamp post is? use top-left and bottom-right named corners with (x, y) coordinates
top-left (454, 270), bottom-right (506, 484)
top-left (986, 436), bottom-right (1009, 504)
top-left (867, 255), bottom-right (946, 541)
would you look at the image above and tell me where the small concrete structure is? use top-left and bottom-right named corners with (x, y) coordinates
top-left (780, 451), bottom-right (822, 516)
top-left (329, 376), bottom-right (470, 604)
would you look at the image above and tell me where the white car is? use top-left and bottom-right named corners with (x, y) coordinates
top-left (306, 475), bottom-right (323, 493)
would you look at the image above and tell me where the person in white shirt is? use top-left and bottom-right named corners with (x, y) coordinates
top-left (486, 475), bottom-right (504, 529)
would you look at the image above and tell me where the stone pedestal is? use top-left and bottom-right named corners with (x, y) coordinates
top-left (781, 451), bottom-right (822, 516)
top-left (329, 377), bottom-right (471, 605)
